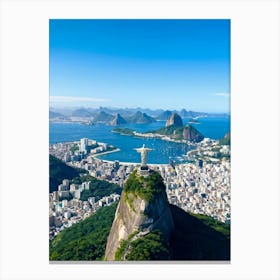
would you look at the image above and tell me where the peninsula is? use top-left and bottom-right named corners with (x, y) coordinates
top-left (112, 113), bottom-right (204, 144)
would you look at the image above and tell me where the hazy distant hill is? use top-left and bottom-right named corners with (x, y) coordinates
top-left (185, 110), bottom-right (201, 118)
top-left (98, 107), bottom-right (162, 117)
top-left (49, 111), bottom-right (64, 118)
top-left (127, 111), bottom-right (156, 124)
top-left (50, 107), bottom-right (229, 119)
top-left (72, 108), bottom-right (93, 117)
top-left (180, 109), bottom-right (188, 118)
top-left (110, 113), bottom-right (127, 126)
top-left (93, 111), bottom-right (114, 123)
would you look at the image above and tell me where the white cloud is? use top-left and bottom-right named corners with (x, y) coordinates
top-left (214, 93), bottom-right (230, 97)
top-left (50, 96), bottom-right (111, 103)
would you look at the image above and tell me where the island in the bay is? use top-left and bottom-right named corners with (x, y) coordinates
top-left (112, 112), bottom-right (204, 143)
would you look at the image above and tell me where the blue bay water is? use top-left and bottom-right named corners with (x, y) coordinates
top-left (49, 117), bottom-right (230, 164)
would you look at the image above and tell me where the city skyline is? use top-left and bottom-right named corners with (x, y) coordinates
top-left (50, 19), bottom-right (230, 113)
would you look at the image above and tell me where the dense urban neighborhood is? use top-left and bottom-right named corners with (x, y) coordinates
top-left (49, 137), bottom-right (230, 240)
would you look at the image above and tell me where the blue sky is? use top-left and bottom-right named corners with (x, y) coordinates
top-left (49, 19), bottom-right (230, 113)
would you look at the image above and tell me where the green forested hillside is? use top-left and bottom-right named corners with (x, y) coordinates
top-left (80, 177), bottom-right (122, 201)
top-left (189, 212), bottom-right (230, 239)
top-left (124, 169), bottom-right (166, 203)
top-left (115, 230), bottom-right (170, 260)
top-left (71, 174), bottom-right (122, 200)
top-left (170, 204), bottom-right (230, 260)
top-left (115, 205), bottom-right (230, 261)
top-left (153, 124), bottom-right (183, 135)
top-left (49, 154), bottom-right (87, 193)
top-left (49, 202), bottom-right (118, 261)
top-left (152, 124), bottom-right (204, 142)
top-left (112, 127), bottom-right (135, 136)
top-left (49, 199), bottom-right (230, 261)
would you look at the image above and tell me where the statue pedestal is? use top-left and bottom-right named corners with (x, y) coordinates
top-left (137, 166), bottom-right (150, 177)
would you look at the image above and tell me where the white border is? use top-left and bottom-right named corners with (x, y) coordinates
top-left (0, 0), bottom-right (279, 279)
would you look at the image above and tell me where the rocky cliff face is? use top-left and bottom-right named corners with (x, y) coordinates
top-left (182, 125), bottom-right (204, 142)
top-left (105, 170), bottom-right (174, 260)
top-left (156, 110), bottom-right (173, 120)
top-left (165, 113), bottom-right (183, 127)
top-left (110, 113), bottom-right (127, 126)
top-left (219, 132), bottom-right (230, 145)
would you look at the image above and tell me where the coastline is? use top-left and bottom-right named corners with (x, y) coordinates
top-left (92, 149), bottom-right (170, 166)
top-left (112, 129), bottom-right (194, 145)
top-left (95, 157), bottom-right (170, 167)
top-left (92, 148), bottom-right (121, 157)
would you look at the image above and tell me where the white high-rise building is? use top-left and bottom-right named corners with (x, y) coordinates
top-left (80, 138), bottom-right (88, 154)
top-left (62, 179), bottom-right (70, 187)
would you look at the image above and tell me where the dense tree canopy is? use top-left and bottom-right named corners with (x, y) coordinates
top-left (124, 170), bottom-right (166, 202)
top-left (115, 230), bottom-right (170, 261)
top-left (80, 177), bottom-right (122, 201)
top-left (49, 154), bottom-right (87, 193)
top-left (49, 202), bottom-right (118, 261)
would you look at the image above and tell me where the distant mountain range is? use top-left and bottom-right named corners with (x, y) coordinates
top-left (110, 113), bottom-right (127, 126)
top-left (50, 107), bottom-right (229, 125)
top-left (126, 111), bottom-right (155, 124)
top-left (72, 108), bottom-right (94, 118)
top-left (92, 111), bottom-right (114, 123)
top-left (49, 111), bottom-right (65, 119)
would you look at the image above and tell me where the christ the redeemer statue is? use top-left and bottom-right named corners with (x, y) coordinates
top-left (134, 144), bottom-right (152, 167)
